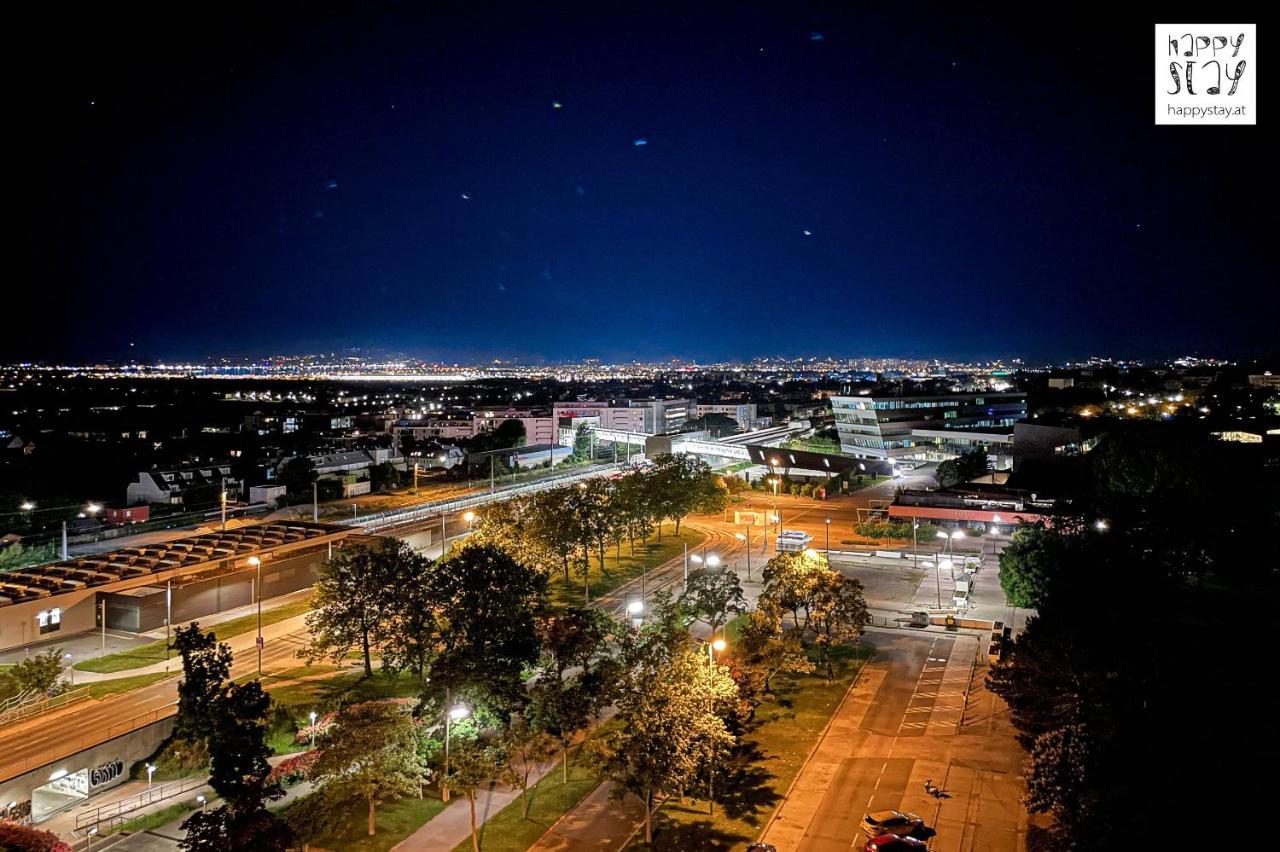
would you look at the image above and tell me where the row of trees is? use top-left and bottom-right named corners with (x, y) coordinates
top-left (467, 452), bottom-right (728, 594)
top-left (292, 531), bottom-right (867, 846)
top-left (988, 431), bottom-right (1279, 850)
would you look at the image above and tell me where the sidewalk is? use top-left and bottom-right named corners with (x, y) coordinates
top-left (392, 727), bottom-right (593, 852)
top-left (525, 781), bottom-right (645, 852)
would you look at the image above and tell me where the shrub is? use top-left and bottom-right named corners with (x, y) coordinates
top-left (266, 749), bottom-right (319, 786)
top-left (0, 821), bottom-right (72, 852)
top-left (146, 736), bottom-right (210, 779)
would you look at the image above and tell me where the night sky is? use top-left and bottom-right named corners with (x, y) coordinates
top-left (11, 3), bottom-right (1274, 363)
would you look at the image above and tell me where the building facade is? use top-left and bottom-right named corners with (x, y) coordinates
top-left (695, 402), bottom-right (759, 430)
top-left (830, 392), bottom-right (1027, 463)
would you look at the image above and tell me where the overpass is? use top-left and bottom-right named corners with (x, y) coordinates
top-left (343, 461), bottom-right (631, 534)
top-left (586, 426), bottom-right (750, 463)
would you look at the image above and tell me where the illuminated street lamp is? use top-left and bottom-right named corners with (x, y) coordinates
top-left (824, 516), bottom-right (831, 557)
top-left (146, 763), bottom-right (155, 791)
top-left (309, 710), bottom-right (318, 748)
top-left (85, 502), bottom-right (102, 515)
top-left (442, 690), bottom-right (469, 802)
top-left (463, 510), bottom-right (476, 533)
top-left (734, 532), bottom-right (752, 581)
top-left (706, 637), bottom-right (727, 816)
top-left (248, 556), bottom-right (263, 676)
top-left (196, 795), bottom-right (207, 811)
top-left (1095, 519), bottom-right (1109, 532)
top-left (705, 553), bottom-right (721, 568)
top-left (64, 652), bottom-right (74, 687)
top-left (20, 501), bottom-right (35, 511)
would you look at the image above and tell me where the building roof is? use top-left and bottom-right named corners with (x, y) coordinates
top-left (0, 521), bottom-right (347, 607)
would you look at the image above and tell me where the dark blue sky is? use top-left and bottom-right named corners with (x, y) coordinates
top-left (11, 3), bottom-right (1274, 363)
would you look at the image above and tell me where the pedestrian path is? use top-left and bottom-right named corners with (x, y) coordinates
top-left (392, 728), bottom-right (592, 852)
top-left (525, 781), bottom-right (645, 852)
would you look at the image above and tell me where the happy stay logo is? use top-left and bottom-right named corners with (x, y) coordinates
top-left (1155, 24), bottom-right (1256, 125)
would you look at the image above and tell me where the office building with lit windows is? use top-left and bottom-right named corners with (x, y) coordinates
top-left (830, 392), bottom-right (1027, 465)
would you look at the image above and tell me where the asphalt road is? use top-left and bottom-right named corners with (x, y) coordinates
top-left (0, 615), bottom-right (318, 783)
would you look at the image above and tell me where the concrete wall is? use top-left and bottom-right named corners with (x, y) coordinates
top-left (1, 548), bottom-right (331, 651)
top-left (0, 717), bottom-right (176, 824)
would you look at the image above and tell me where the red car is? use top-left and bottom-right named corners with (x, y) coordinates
top-left (865, 835), bottom-right (928, 851)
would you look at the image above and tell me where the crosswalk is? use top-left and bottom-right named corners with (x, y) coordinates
top-left (897, 636), bottom-right (977, 736)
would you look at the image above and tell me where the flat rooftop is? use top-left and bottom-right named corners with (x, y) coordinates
top-left (0, 520), bottom-right (348, 607)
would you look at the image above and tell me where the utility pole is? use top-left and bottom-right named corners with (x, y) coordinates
top-left (61, 521), bottom-right (69, 560)
top-left (312, 481), bottom-right (318, 523)
top-left (165, 580), bottom-right (172, 664)
top-left (100, 599), bottom-right (106, 655)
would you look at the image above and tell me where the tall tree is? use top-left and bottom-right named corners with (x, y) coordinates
top-left (529, 674), bottom-right (590, 784)
top-left (311, 701), bottom-right (427, 837)
top-left (807, 572), bottom-right (869, 681)
top-left (447, 741), bottom-right (510, 852)
top-left (278, 456), bottom-right (317, 500)
top-left (679, 567), bottom-right (747, 637)
top-left (536, 607), bottom-right (614, 680)
top-left (502, 714), bottom-right (558, 818)
top-left (759, 550), bottom-right (828, 634)
top-left (181, 680), bottom-right (290, 851)
top-left (737, 605), bottom-right (813, 697)
top-left (424, 543), bottom-right (546, 707)
top-left (303, 540), bottom-right (411, 677)
top-left (648, 453), bottom-right (725, 535)
top-left (590, 648), bottom-right (737, 843)
top-left (376, 549), bottom-right (437, 685)
top-left (173, 623), bottom-right (232, 743)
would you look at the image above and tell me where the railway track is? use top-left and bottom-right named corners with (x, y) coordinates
top-left (593, 521), bottom-right (743, 618)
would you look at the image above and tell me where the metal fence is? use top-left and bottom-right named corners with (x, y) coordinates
top-left (0, 701), bottom-right (177, 784)
top-left (0, 686), bottom-right (91, 727)
top-left (75, 774), bottom-right (206, 831)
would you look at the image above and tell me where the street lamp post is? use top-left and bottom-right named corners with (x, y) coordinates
top-left (934, 530), bottom-right (947, 607)
top-left (64, 653), bottom-right (73, 687)
top-left (248, 556), bottom-right (263, 676)
top-left (442, 691), bottom-right (469, 803)
top-left (950, 530), bottom-right (966, 579)
top-left (735, 532), bottom-right (751, 581)
top-left (463, 510), bottom-right (476, 534)
top-left (146, 763), bottom-right (155, 792)
top-left (707, 638), bottom-right (726, 816)
top-left (824, 516), bottom-right (831, 558)
top-left (412, 462), bottom-right (420, 496)
top-left (308, 710), bottom-right (318, 749)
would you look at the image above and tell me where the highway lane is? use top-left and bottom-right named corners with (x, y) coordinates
top-left (0, 615), bottom-right (320, 783)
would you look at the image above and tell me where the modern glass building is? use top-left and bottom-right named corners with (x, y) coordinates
top-left (830, 392), bottom-right (1028, 463)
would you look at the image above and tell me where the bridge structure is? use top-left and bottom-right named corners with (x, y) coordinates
top-left (343, 461), bottom-right (629, 533)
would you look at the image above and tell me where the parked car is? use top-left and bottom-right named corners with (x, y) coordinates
top-left (859, 810), bottom-right (925, 838)
top-left (865, 834), bottom-right (928, 851)
top-left (865, 835), bottom-right (927, 851)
